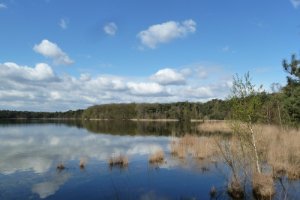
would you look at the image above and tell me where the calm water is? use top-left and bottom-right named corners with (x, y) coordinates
top-left (0, 120), bottom-right (299, 200)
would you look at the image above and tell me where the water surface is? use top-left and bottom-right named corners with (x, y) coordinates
top-left (0, 120), bottom-right (298, 200)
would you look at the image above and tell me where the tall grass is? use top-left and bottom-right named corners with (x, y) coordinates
top-left (198, 120), bottom-right (232, 133)
top-left (170, 134), bottom-right (219, 161)
top-left (198, 121), bottom-right (300, 180)
top-left (197, 122), bottom-right (300, 198)
top-left (256, 125), bottom-right (300, 180)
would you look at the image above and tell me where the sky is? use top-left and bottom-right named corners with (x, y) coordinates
top-left (0, 0), bottom-right (300, 111)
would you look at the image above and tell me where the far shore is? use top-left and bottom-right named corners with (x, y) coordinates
top-left (0, 118), bottom-right (228, 123)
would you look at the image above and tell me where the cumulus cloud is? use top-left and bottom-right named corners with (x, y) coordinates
top-left (151, 68), bottom-right (185, 85)
top-left (137, 19), bottom-right (196, 49)
top-left (0, 62), bottom-right (56, 82)
top-left (0, 62), bottom-right (231, 111)
top-left (103, 22), bottom-right (118, 36)
top-left (0, 3), bottom-right (7, 9)
top-left (290, 0), bottom-right (300, 8)
top-left (33, 39), bottom-right (74, 65)
top-left (127, 82), bottom-right (167, 96)
top-left (59, 18), bottom-right (68, 29)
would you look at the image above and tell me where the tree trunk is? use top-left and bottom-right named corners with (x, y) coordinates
top-left (249, 124), bottom-right (261, 174)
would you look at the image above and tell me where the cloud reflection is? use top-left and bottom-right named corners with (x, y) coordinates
top-left (32, 173), bottom-right (70, 199)
top-left (0, 124), bottom-right (171, 175)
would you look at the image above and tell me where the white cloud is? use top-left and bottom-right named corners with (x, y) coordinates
top-left (33, 39), bottom-right (74, 65)
top-left (0, 3), bottom-right (7, 9)
top-left (0, 62), bottom-right (56, 81)
top-left (103, 22), bottom-right (117, 36)
top-left (290, 0), bottom-right (300, 8)
top-left (127, 82), bottom-right (167, 96)
top-left (137, 19), bottom-right (196, 49)
top-left (151, 68), bottom-right (185, 85)
top-left (0, 62), bottom-right (231, 111)
top-left (59, 18), bottom-right (68, 29)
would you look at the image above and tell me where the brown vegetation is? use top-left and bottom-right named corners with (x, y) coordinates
top-left (227, 179), bottom-right (244, 199)
top-left (170, 134), bottom-right (219, 161)
top-left (149, 149), bottom-right (165, 164)
top-left (79, 159), bottom-right (85, 169)
top-left (198, 120), bottom-right (232, 133)
top-left (256, 125), bottom-right (300, 180)
top-left (108, 155), bottom-right (128, 168)
top-left (252, 173), bottom-right (275, 199)
top-left (170, 140), bottom-right (186, 159)
top-left (213, 124), bottom-right (300, 179)
top-left (56, 163), bottom-right (65, 170)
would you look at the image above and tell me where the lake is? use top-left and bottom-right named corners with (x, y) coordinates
top-left (0, 120), bottom-right (299, 200)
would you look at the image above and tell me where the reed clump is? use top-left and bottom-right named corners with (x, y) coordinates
top-left (227, 179), bottom-right (244, 200)
top-left (170, 134), bottom-right (219, 161)
top-left (252, 173), bottom-right (275, 200)
top-left (198, 120), bottom-right (232, 133)
top-left (79, 159), bottom-right (85, 169)
top-left (149, 149), bottom-right (164, 164)
top-left (257, 125), bottom-right (300, 180)
top-left (108, 155), bottom-right (128, 168)
top-left (170, 140), bottom-right (186, 159)
top-left (56, 163), bottom-right (65, 170)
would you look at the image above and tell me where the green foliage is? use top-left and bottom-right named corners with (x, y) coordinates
top-left (81, 101), bottom-right (231, 121)
top-left (0, 109), bottom-right (84, 119)
top-left (282, 54), bottom-right (300, 85)
top-left (282, 54), bottom-right (300, 125)
top-left (230, 72), bottom-right (263, 123)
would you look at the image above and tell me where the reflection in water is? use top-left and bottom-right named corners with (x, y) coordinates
top-left (0, 121), bottom-right (299, 200)
top-left (0, 119), bottom-right (200, 136)
top-left (32, 173), bottom-right (70, 199)
top-left (0, 123), bottom-right (171, 175)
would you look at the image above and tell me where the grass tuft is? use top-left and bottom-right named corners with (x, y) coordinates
top-left (252, 173), bottom-right (275, 199)
top-left (79, 159), bottom-right (85, 169)
top-left (227, 179), bottom-right (244, 200)
top-left (108, 155), bottom-right (128, 168)
top-left (56, 163), bottom-right (65, 170)
top-left (149, 149), bottom-right (164, 164)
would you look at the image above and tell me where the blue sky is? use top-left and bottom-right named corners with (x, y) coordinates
top-left (0, 0), bottom-right (300, 111)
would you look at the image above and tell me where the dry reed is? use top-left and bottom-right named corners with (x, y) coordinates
top-left (149, 149), bottom-right (165, 164)
top-left (170, 134), bottom-right (219, 161)
top-left (198, 120), bottom-right (232, 133)
top-left (79, 159), bottom-right (85, 169)
top-left (252, 173), bottom-right (275, 199)
top-left (108, 155), bottom-right (128, 168)
top-left (227, 179), bottom-right (244, 199)
top-left (56, 163), bottom-right (65, 170)
top-left (256, 125), bottom-right (300, 180)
